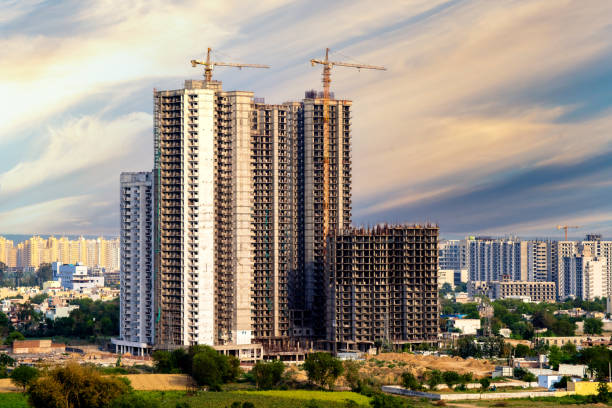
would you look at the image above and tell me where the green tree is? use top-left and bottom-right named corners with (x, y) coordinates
top-left (343, 360), bottom-right (361, 391)
top-left (442, 371), bottom-right (461, 388)
top-left (36, 263), bottom-right (53, 286)
top-left (400, 372), bottom-right (421, 390)
top-left (4, 330), bottom-right (25, 345)
top-left (27, 363), bottom-right (131, 408)
top-left (0, 353), bottom-right (15, 367)
top-left (595, 381), bottom-right (611, 403)
top-left (514, 344), bottom-right (531, 358)
top-left (252, 360), bottom-right (285, 389)
top-left (580, 346), bottom-right (612, 379)
top-left (584, 318), bottom-right (603, 335)
top-left (190, 345), bottom-right (239, 389)
top-left (192, 350), bottom-right (223, 389)
top-left (532, 310), bottom-right (555, 330)
top-left (30, 293), bottom-right (49, 305)
top-left (10, 365), bottom-right (39, 391)
top-left (479, 377), bottom-right (491, 391)
top-left (440, 282), bottom-right (453, 296)
top-left (455, 336), bottom-right (481, 358)
top-left (553, 376), bottom-right (570, 389)
top-left (152, 350), bottom-right (174, 373)
top-left (426, 369), bottom-right (443, 390)
top-left (303, 352), bottom-right (344, 390)
top-left (552, 317), bottom-right (576, 336)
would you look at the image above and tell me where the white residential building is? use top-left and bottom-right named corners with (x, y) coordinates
top-left (57, 263), bottom-right (104, 291)
top-left (561, 255), bottom-right (608, 300)
top-left (113, 171), bottom-right (154, 356)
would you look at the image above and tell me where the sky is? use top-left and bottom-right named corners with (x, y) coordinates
top-left (1, 0), bottom-right (612, 240)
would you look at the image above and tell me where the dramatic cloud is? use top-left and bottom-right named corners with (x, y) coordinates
top-left (2, 0), bottom-right (612, 237)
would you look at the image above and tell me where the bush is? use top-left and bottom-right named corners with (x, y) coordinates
top-left (479, 377), bottom-right (491, 391)
top-left (426, 370), bottom-right (443, 390)
top-left (401, 372), bottom-right (421, 390)
top-left (442, 371), bottom-right (461, 388)
top-left (343, 360), bottom-right (361, 391)
top-left (27, 363), bottom-right (131, 408)
top-left (252, 360), bottom-right (285, 389)
top-left (370, 394), bottom-right (407, 408)
top-left (112, 393), bottom-right (161, 408)
top-left (190, 345), bottom-right (241, 389)
top-left (303, 352), bottom-right (344, 390)
top-left (584, 318), bottom-right (603, 335)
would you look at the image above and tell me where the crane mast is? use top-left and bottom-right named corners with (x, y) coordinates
top-left (310, 48), bottom-right (386, 239)
top-left (191, 47), bottom-right (270, 83)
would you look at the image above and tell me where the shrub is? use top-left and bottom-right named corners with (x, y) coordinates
top-left (479, 377), bottom-right (491, 391)
top-left (252, 360), bottom-right (285, 389)
top-left (401, 372), bottom-right (421, 391)
top-left (27, 363), bottom-right (131, 408)
top-left (370, 394), bottom-right (406, 408)
top-left (189, 345), bottom-right (241, 389)
top-left (442, 371), bottom-right (461, 388)
top-left (426, 370), bottom-right (443, 390)
top-left (343, 360), bottom-right (361, 391)
top-left (112, 393), bottom-right (161, 408)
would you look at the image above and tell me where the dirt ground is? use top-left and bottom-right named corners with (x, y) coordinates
top-left (285, 352), bottom-right (495, 387)
top-left (366, 353), bottom-right (495, 378)
top-left (121, 374), bottom-right (195, 390)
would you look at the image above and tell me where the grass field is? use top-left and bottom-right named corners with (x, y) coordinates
top-left (0, 393), bottom-right (29, 408)
top-left (456, 395), bottom-right (611, 407)
top-left (0, 390), bottom-right (371, 408)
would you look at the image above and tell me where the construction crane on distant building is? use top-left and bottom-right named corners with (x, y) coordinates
top-left (557, 225), bottom-right (580, 241)
top-left (191, 47), bottom-right (270, 83)
top-left (310, 48), bottom-right (386, 239)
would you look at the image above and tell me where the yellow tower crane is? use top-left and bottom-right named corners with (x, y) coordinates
top-left (556, 225), bottom-right (580, 241)
top-left (191, 47), bottom-right (270, 83)
top-left (310, 48), bottom-right (386, 239)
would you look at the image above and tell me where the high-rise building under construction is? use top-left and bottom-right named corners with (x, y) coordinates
top-left (150, 79), bottom-right (350, 351)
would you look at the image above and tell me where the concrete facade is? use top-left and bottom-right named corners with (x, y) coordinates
top-left (117, 172), bottom-right (154, 355)
top-left (325, 225), bottom-right (439, 351)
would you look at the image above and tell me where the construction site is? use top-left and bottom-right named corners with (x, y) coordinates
top-left (117, 48), bottom-right (442, 359)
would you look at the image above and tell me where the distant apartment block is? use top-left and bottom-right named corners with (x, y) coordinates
top-left (468, 280), bottom-right (556, 302)
top-left (561, 255), bottom-right (608, 301)
top-left (0, 235), bottom-right (119, 270)
top-left (325, 225), bottom-right (439, 352)
top-left (468, 237), bottom-right (523, 282)
top-left (438, 239), bottom-right (468, 270)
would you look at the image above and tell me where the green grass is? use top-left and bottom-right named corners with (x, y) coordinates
top-left (235, 390), bottom-right (370, 405)
top-left (0, 393), bottom-right (29, 408)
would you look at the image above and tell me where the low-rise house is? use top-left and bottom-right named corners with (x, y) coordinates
top-left (499, 328), bottom-right (511, 338)
top-left (559, 364), bottom-right (588, 378)
top-left (447, 318), bottom-right (481, 335)
top-left (45, 305), bottom-right (79, 320)
top-left (538, 374), bottom-right (562, 390)
top-left (492, 366), bottom-right (513, 378)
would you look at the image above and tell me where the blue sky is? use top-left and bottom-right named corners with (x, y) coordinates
top-left (1, 0), bottom-right (611, 239)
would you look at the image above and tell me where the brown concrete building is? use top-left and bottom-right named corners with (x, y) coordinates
top-left (468, 280), bottom-right (556, 302)
top-left (325, 225), bottom-right (439, 352)
top-left (12, 340), bottom-right (65, 354)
